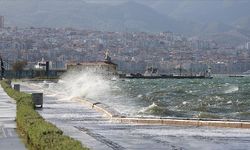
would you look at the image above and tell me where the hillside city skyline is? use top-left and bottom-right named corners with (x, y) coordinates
top-left (0, 24), bottom-right (250, 74)
top-left (0, 0), bottom-right (250, 74)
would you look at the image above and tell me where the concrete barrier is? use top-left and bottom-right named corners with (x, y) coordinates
top-left (73, 97), bottom-right (250, 129)
top-left (74, 97), bottom-right (122, 118)
top-left (74, 97), bottom-right (98, 109)
top-left (111, 117), bottom-right (250, 129)
top-left (13, 84), bottom-right (20, 92)
top-left (32, 93), bottom-right (43, 108)
top-left (242, 123), bottom-right (250, 128)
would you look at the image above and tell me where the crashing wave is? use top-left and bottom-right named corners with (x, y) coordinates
top-left (138, 102), bottom-right (171, 116)
top-left (224, 85), bottom-right (239, 94)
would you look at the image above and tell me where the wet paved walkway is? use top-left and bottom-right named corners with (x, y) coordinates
top-left (20, 83), bottom-right (250, 150)
top-left (0, 85), bottom-right (26, 150)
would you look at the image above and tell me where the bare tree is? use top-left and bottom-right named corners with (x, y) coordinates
top-left (12, 61), bottom-right (27, 78)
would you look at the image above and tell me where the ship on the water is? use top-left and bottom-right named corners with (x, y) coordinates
top-left (120, 66), bottom-right (213, 79)
top-left (228, 75), bottom-right (245, 78)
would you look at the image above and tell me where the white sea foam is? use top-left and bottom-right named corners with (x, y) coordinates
top-left (182, 101), bottom-right (188, 105)
top-left (137, 94), bottom-right (143, 98)
top-left (214, 96), bottom-right (223, 100)
top-left (138, 102), bottom-right (158, 113)
top-left (50, 69), bottom-right (112, 100)
top-left (138, 102), bottom-right (160, 114)
top-left (224, 85), bottom-right (239, 94)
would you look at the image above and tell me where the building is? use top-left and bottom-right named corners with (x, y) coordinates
top-left (247, 42), bottom-right (250, 50)
top-left (67, 61), bottom-right (117, 76)
top-left (34, 58), bottom-right (51, 70)
top-left (67, 50), bottom-right (118, 76)
top-left (0, 16), bottom-right (4, 28)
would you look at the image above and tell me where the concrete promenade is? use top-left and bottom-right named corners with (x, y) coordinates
top-left (0, 85), bottom-right (26, 150)
top-left (19, 82), bottom-right (250, 150)
top-left (73, 97), bottom-right (250, 129)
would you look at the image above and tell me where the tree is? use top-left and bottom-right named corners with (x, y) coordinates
top-left (12, 61), bottom-right (27, 78)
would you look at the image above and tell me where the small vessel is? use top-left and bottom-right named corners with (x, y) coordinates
top-left (243, 70), bottom-right (250, 75)
top-left (120, 66), bottom-right (213, 79)
top-left (228, 75), bottom-right (245, 78)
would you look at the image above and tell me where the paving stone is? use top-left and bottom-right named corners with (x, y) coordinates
top-left (0, 85), bottom-right (26, 150)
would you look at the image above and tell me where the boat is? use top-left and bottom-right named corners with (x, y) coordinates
top-left (243, 70), bottom-right (250, 75)
top-left (228, 75), bottom-right (245, 78)
top-left (121, 74), bottom-right (212, 79)
top-left (122, 75), bottom-right (211, 79)
top-left (120, 66), bottom-right (213, 79)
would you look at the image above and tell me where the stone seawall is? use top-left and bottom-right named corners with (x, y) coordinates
top-left (74, 97), bottom-right (250, 129)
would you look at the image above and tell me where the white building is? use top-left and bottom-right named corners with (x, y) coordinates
top-left (34, 58), bottom-right (52, 70)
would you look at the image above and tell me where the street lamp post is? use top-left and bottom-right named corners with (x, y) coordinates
top-left (0, 55), bottom-right (5, 80)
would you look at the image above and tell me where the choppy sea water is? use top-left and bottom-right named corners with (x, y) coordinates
top-left (109, 77), bottom-right (250, 120)
top-left (38, 72), bottom-right (250, 120)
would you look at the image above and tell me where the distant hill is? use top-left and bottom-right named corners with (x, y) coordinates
top-left (233, 16), bottom-right (250, 31)
top-left (0, 0), bottom-right (186, 33)
top-left (199, 30), bottom-right (249, 47)
top-left (141, 0), bottom-right (250, 33)
top-left (0, 0), bottom-right (250, 42)
top-left (140, 0), bottom-right (250, 43)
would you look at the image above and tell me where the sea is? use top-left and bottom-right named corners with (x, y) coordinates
top-left (38, 71), bottom-right (250, 121)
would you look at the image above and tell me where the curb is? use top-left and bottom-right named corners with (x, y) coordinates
top-left (73, 97), bottom-right (250, 129)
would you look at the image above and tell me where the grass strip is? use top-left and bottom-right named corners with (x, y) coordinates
top-left (0, 80), bottom-right (89, 150)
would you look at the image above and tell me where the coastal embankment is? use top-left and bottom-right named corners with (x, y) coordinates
top-left (18, 81), bottom-right (250, 150)
top-left (74, 97), bottom-right (250, 128)
top-left (22, 71), bottom-right (250, 129)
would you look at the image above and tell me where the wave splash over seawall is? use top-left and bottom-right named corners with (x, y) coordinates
top-left (49, 70), bottom-right (113, 99)
top-left (57, 70), bottom-right (112, 99)
top-left (40, 73), bottom-right (250, 120)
